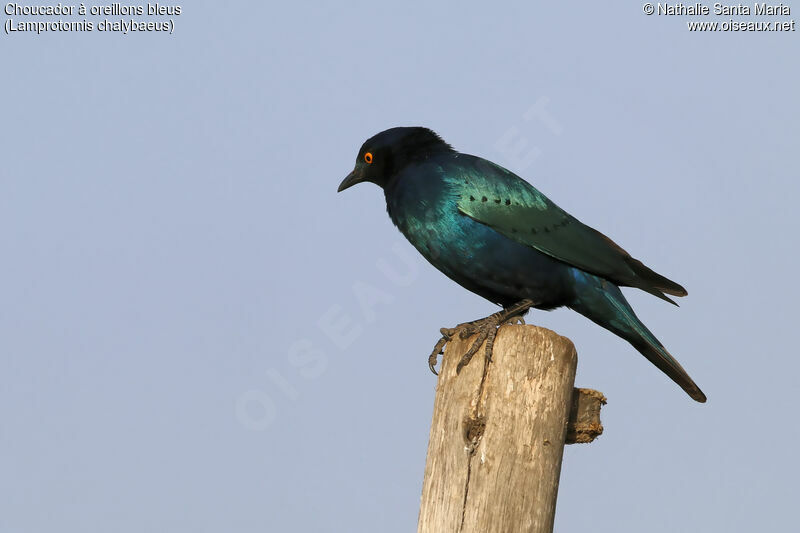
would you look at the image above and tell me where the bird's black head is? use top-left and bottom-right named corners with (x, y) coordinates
top-left (337, 127), bottom-right (453, 192)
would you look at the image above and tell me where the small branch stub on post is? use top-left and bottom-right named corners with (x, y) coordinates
top-left (418, 324), bottom-right (604, 533)
top-left (566, 388), bottom-right (606, 444)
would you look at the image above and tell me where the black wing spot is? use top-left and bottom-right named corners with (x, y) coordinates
top-left (469, 195), bottom-right (475, 201)
top-left (481, 196), bottom-right (488, 202)
top-left (544, 226), bottom-right (551, 233)
top-left (531, 228), bottom-right (537, 234)
top-left (494, 198), bottom-right (501, 203)
top-left (511, 227), bottom-right (517, 233)
top-left (554, 218), bottom-right (571, 229)
top-left (505, 199), bottom-right (511, 205)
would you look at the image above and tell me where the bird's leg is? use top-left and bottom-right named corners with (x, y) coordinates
top-left (428, 299), bottom-right (535, 375)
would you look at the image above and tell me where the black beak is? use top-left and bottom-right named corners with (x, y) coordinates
top-left (337, 169), bottom-right (361, 192)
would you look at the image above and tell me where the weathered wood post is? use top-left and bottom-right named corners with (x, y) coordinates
top-left (417, 324), bottom-right (604, 533)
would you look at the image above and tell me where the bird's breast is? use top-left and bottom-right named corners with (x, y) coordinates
top-left (384, 170), bottom-right (570, 307)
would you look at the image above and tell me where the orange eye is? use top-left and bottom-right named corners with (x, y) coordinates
top-left (364, 152), bottom-right (373, 164)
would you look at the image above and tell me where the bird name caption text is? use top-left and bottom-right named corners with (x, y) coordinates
top-left (3, 3), bottom-right (181, 35)
top-left (642, 2), bottom-right (796, 31)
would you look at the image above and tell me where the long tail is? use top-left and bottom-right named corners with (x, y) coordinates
top-left (569, 272), bottom-right (706, 403)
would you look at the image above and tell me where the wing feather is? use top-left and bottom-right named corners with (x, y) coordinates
top-left (449, 157), bottom-right (686, 303)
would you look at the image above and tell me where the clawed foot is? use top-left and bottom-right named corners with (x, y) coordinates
top-left (427, 299), bottom-right (534, 375)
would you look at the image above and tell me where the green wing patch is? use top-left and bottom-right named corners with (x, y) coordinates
top-left (452, 161), bottom-right (685, 303)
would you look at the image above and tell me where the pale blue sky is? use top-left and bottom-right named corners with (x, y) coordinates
top-left (1, 2), bottom-right (798, 532)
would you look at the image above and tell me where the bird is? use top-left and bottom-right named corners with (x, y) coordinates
top-left (337, 126), bottom-right (706, 403)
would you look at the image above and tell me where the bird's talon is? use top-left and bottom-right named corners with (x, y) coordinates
top-left (428, 334), bottom-right (451, 375)
top-left (427, 299), bottom-right (533, 376)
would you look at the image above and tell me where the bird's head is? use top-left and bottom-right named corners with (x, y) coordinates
top-left (337, 127), bottom-right (453, 192)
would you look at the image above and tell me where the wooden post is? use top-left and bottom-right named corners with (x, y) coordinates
top-left (418, 324), bottom-right (602, 533)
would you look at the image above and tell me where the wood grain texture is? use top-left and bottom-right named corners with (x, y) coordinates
top-left (418, 325), bottom-right (578, 533)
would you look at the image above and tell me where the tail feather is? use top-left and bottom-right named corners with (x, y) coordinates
top-left (630, 337), bottom-right (706, 403)
top-left (570, 273), bottom-right (705, 403)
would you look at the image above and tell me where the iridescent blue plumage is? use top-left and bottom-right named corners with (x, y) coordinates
top-left (338, 127), bottom-right (705, 402)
